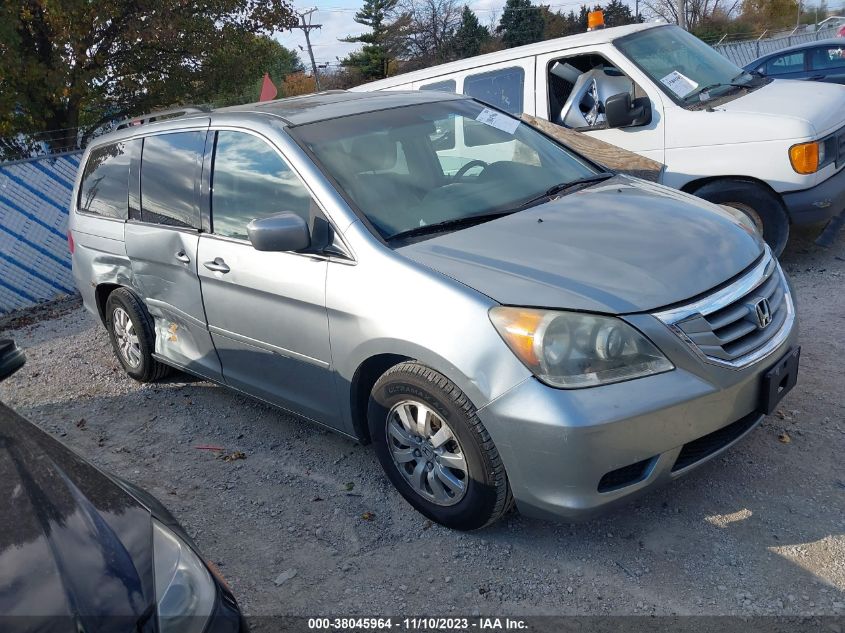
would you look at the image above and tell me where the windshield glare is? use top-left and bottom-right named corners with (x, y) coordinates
top-left (291, 100), bottom-right (597, 240)
top-left (616, 25), bottom-right (749, 102)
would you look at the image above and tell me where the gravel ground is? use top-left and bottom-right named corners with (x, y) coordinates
top-left (1, 226), bottom-right (843, 621)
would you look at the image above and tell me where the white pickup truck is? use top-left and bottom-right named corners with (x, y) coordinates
top-left (355, 23), bottom-right (845, 254)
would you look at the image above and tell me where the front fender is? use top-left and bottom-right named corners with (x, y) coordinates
top-left (326, 243), bottom-right (531, 433)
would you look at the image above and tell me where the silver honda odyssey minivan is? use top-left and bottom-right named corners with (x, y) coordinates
top-left (69, 90), bottom-right (799, 530)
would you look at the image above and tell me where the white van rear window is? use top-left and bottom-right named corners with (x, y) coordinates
top-left (463, 67), bottom-right (524, 115)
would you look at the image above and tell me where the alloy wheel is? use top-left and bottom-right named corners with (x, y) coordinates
top-left (386, 400), bottom-right (468, 506)
top-left (112, 307), bottom-right (141, 368)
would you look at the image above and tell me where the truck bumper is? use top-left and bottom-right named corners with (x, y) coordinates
top-left (782, 165), bottom-right (845, 225)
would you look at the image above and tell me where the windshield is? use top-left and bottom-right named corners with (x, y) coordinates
top-left (289, 100), bottom-right (598, 241)
top-left (616, 25), bottom-right (752, 103)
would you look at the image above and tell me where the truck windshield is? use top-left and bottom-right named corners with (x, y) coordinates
top-left (290, 99), bottom-right (599, 241)
top-left (616, 25), bottom-right (754, 103)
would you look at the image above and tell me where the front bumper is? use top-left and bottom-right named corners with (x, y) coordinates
top-left (782, 164), bottom-right (845, 225)
top-left (476, 312), bottom-right (798, 522)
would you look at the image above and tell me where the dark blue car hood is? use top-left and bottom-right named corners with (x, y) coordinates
top-left (0, 402), bottom-right (156, 632)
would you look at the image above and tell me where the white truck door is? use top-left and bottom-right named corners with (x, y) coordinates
top-left (535, 45), bottom-right (666, 165)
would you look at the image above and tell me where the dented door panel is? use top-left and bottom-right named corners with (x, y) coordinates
top-left (124, 223), bottom-right (222, 380)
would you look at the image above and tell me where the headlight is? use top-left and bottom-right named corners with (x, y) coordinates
top-left (489, 307), bottom-right (673, 388)
top-left (153, 520), bottom-right (216, 633)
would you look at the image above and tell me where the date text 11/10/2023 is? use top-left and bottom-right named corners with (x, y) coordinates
top-left (306, 617), bottom-right (529, 630)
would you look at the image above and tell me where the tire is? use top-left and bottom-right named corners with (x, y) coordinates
top-left (368, 362), bottom-right (512, 530)
top-left (104, 288), bottom-right (171, 383)
top-left (691, 180), bottom-right (790, 257)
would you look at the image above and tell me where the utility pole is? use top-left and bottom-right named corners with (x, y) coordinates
top-left (291, 8), bottom-right (322, 91)
top-left (677, 0), bottom-right (687, 29)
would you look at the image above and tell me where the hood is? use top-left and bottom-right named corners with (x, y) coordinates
top-left (398, 176), bottom-right (763, 314)
top-left (719, 79), bottom-right (845, 137)
top-left (0, 402), bottom-right (156, 632)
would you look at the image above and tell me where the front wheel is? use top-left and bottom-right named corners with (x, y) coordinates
top-left (692, 180), bottom-right (790, 257)
top-left (368, 362), bottom-right (512, 530)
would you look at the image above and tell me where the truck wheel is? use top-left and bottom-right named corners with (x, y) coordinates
top-left (105, 288), bottom-right (172, 382)
top-left (368, 362), bottom-right (512, 530)
top-left (692, 180), bottom-right (790, 257)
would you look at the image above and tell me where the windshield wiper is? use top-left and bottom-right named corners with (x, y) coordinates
top-left (515, 172), bottom-right (615, 209)
top-left (688, 73), bottom-right (752, 101)
top-left (386, 173), bottom-right (614, 242)
top-left (386, 210), bottom-right (516, 242)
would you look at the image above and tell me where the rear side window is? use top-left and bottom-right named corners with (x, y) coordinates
top-left (210, 131), bottom-right (312, 240)
top-left (463, 67), bottom-right (524, 114)
top-left (140, 131), bottom-right (205, 228)
top-left (810, 46), bottom-right (845, 70)
top-left (78, 141), bottom-right (134, 218)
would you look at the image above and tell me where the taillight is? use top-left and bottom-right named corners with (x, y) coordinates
top-left (67, 231), bottom-right (75, 254)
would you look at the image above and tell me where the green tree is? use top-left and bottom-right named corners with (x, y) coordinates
top-left (0, 1), bottom-right (297, 149)
top-left (341, 0), bottom-right (403, 80)
top-left (201, 34), bottom-right (303, 106)
top-left (741, 0), bottom-right (801, 30)
top-left (452, 6), bottom-right (490, 58)
top-left (602, 0), bottom-right (637, 26)
top-left (540, 6), bottom-right (581, 38)
top-left (497, 0), bottom-right (545, 47)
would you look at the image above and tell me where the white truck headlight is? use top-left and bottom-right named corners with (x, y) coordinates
top-left (490, 307), bottom-right (674, 388)
top-left (153, 520), bottom-right (216, 633)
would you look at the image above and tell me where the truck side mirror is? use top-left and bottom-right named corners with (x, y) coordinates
top-left (605, 93), bottom-right (652, 129)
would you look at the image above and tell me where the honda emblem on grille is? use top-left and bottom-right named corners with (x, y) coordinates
top-left (753, 297), bottom-right (772, 329)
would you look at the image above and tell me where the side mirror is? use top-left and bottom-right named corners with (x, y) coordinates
top-left (0, 339), bottom-right (26, 382)
top-left (605, 92), bottom-right (652, 129)
top-left (247, 213), bottom-right (311, 252)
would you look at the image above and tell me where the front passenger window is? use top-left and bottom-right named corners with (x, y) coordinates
top-left (211, 131), bottom-right (312, 240)
top-left (766, 52), bottom-right (804, 75)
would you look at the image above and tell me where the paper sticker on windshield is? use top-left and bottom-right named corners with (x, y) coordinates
top-left (659, 70), bottom-right (698, 98)
top-left (476, 107), bottom-right (520, 134)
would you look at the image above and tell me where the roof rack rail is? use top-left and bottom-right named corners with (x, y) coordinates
top-left (115, 106), bottom-right (211, 130)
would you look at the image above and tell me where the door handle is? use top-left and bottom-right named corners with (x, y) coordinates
top-left (203, 257), bottom-right (230, 274)
top-left (807, 75), bottom-right (824, 80)
top-left (175, 250), bottom-right (191, 264)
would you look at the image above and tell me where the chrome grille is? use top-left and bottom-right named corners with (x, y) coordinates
top-left (654, 248), bottom-right (794, 368)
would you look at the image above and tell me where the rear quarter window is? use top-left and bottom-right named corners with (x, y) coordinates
top-left (140, 131), bottom-right (206, 229)
top-left (78, 141), bottom-right (136, 219)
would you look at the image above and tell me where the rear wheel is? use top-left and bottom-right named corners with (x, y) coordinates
top-left (692, 180), bottom-right (790, 257)
top-left (105, 288), bottom-right (171, 382)
top-left (368, 362), bottom-right (512, 530)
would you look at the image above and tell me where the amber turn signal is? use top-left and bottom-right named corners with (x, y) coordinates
top-left (789, 142), bottom-right (820, 174)
top-left (489, 307), bottom-right (545, 368)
